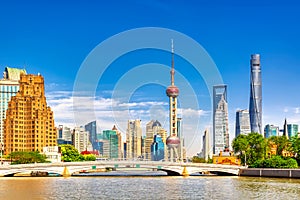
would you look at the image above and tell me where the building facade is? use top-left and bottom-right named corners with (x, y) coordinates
top-left (4, 74), bottom-right (57, 155)
top-left (73, 127), bottom-right (89, 153)
top-left (202, 129), bottom-right (211, 161)
top-left (249, 54), bottom-right (262, 134)
top-left (288, 124), bottom-right (298, 138)
top-left (126, 119), bottom-right (142, 159)
top-left (0, 67), bottom-right (26, 153)
top-left (235, 109), bottom-right (251, 137)
top-left (103, 129), bottom-right (120, 159)
top-left (151, 134), bottom-right (165, 161)
top-left (145, 120), bottom-right (164, 160)
top-left (85, 121), bottom-right (98, 151)
top-left (264, 124), bottom-right (279, 138)
top-left (57, 125), bottom-right (72, 144)
top-left (213, 85), bottom-right (229, 155)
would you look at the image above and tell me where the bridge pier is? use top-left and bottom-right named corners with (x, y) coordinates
top-left (62, 166), bottom-right (71, 177)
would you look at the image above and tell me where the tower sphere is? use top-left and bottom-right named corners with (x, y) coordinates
top-left (166, 85), bottom-right (179, 97)
top-left (166, 135), bottom-right (180, 148)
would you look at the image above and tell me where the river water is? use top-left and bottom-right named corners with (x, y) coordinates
top-left (0, 176), bottom-right (299, 200)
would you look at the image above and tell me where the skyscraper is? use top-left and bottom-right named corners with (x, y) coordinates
top-left (0, 67), bottom-right (26, 154)
top-left (264, 124), bottom-right (279, 138)
top-left (145, 120), bottom-right (163, 160)
top-left (126, 119), bottom-right (142, 159)
top-left (73, 127), bottom-right (89, 153)
top-left (4, 74), bottom-right (57, 155)
top-left (249, 54), bottom-right (262, 134)
top-left (202, 129), bottom-right (210, 161)
top-left (166, 40), bottom-right (180, 162)
top-left (213, 85), bottom-right (229, 155)
top-left (287, 124), bottom-right (298, 139)
top-left (85, 121), bottom-right (98, 150)
top-left (235, 109), bottom-right (251, 137)
top-left (151, 134), bottom-right (165, 161)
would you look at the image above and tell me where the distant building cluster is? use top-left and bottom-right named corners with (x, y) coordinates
top-left (200, 53), bottom-right (300, 162)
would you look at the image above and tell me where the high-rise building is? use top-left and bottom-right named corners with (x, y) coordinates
top-left (249, 54), bottom-right (262, 134)
top-left (235, 109), bottom-right (251, 137)
top-left (151, 134), bottom-right (165, 161)
top-left (264, 124), bottom-right (279, 138)
top-left (85, 121), bottom-right (98, 151)
top-left (166, 40), bottom-right (180, 162)
top-left (287, 124), bottom-right (298, 139)
top-left (126, 119), bottom-right (142, 159)
top-left (177, 118), bottom-right (186, 161)
top-left (57, 125), bottom-right (72, 144)
top-left (202, 129), bottom-right (211, 161)
top-left (213, 85), bottom-right (229, 155)
top-left (4, 74), bottom-right (57, 155)
top-left (0, 67), bottom-right (26, 153)
top-left (145, 120), bottom-right (163, 160)
top-left (112, 125), bottom-right (123, 159)
top-left (103, 130), bottom-right (119, 159)
top-left (73, 127), bottom-right (89, 153)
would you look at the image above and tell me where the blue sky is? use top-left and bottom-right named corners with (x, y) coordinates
top-left (1, 0), bottom-right (300, 156)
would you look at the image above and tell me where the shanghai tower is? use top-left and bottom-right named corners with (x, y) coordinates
top-left (249, 54), bottom-right (262, 134)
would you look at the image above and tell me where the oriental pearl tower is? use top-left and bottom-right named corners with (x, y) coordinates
top-left (166, 40), bottom-right (180, 162)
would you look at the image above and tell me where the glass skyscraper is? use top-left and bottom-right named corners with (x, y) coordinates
top-left (151, 134), bottom-right (165, 161)
top-left (249, 54), bottom-right (262, 134)
top-left (287, 124), bottom-right (298, 138)
top-left (235, 109), bottom-right (251, 137)
top-left (85, 121), bottom-right (98, 151)
top-left (213, 85), bottom-right (229, 155)
top-left (264, 124), bottom-right (279, 138)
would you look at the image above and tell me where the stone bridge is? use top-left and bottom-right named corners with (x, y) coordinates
top-left (0, 161), bottom-right (246, 176)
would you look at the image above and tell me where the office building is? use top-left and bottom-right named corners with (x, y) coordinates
top-left (235, 109), bottom-right (251, 137)
top-left (112, 125), bottom-right (123, 158)
top-left (145, 120), bottom-right (164, 160)
top-left (57, 125), bottom-right (72, 144)
top-left (4, 74), bottom-right (57, 155)
top-left (249, 54), bottom-right (262, 134)
top-left (126, 119), bottom-right (142, 159)
top-left (0, 67), bottom-right (26, 152)
top-left (264, 124), bottom-right (279, 138)
top-left (213, 85), bottom-right (229, 155)
top-left (202, 129), bottom-right (211, 161)
top-left (151, 134), bottom-right (165, 161)
top-left (73, 127), bottom-right (89, 153)
top-left (85, 121), bottom-right (98, 151)
top-left (288, 124), bottom-right (298, 138)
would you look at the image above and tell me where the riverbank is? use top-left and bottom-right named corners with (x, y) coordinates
top-left (239, 168), bottom-right (300, 178)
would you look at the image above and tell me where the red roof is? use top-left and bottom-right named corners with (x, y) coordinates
top-left (80, 150), bottom-right (99, 156)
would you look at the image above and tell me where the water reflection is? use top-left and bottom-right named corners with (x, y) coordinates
top-left (0, 176), bottom-right (299, 200)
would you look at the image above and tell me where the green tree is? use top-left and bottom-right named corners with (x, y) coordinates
top-left (9, 151), bottom-right (48, 164)
top-left (191, 156), bottom-right (206, 163)
top-left (291, 136), bottom-right (300, 164)
top-left (251, 155), bottom-right (298, 168)
top-left (83, 154), bottom-right (96, 161)
top-left (268, 136), bottom-right (291, 156)
top-left (60, 144), bottom-right (84, 162)
top-left (232, 132), bottom-right (267, 166)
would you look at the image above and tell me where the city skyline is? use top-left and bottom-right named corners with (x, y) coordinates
top-left (1, 1), bottom-right (300, 156)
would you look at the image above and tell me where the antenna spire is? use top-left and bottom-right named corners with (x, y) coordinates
top-left (171, 39), bottom-right (175, 85)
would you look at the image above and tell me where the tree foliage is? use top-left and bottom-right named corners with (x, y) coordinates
top-left (9, 151), bottom-right (48, 164)
top-left (60, 144), bottom-right (84, 162)
top-left (191, 156), bottom-right (206, 163)
top-left (83, 154), bottom-right (96, 161)
top-left (251, 156), bottom-right (298, 168)
top-left (232, 132), bottom-right (267, 165)
top-left (60, 144), bottom-right (97, 162)
top-left (268, 136), bottom-right (291, 156)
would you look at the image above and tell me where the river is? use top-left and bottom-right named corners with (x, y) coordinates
top-left (0, 176), bottom-right (299, 199)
